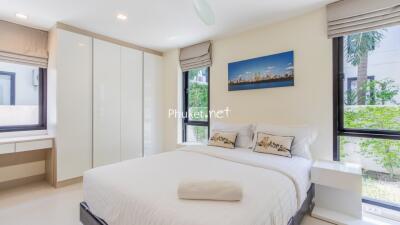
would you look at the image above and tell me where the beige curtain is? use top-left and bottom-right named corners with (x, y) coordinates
top-left (0, 20), bottom-right (48, 67)
top-left (180, 41), bottom-right (212, 72)
top-left (327, 0), bottom-right (400, 38)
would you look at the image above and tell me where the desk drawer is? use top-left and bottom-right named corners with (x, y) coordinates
top-left (0, 143), bottom-right (15, 154)
top-left (16, 139), bottom-right (53, 152)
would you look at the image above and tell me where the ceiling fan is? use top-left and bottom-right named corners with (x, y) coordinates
top-left (193, 0), bottom-right (215, 26)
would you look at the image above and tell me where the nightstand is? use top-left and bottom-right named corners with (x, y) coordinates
top-left (311, 160), bottom-right (368, 225)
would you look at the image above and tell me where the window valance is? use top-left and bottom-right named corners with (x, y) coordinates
top-left (0, 20), bottom-right (48, 67)
top-left (179, 41), bottom-right (212, 71)
top-left (327, 0), bottom-right (400, 38)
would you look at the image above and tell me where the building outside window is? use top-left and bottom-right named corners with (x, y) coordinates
top-left (0, 61), bottom-right (46, 132)
top-left (0, 71), bottom-right (15, 105)
top-left (345, 76), bottom-right (375, 106)
top-left (182, 67), bottom-right (209, 144)
top-left (333, 25), bottom-right (400, 210)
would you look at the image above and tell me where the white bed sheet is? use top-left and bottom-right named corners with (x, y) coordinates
top-left (83, 145), bottom-right (312, 225)
top-left (181, 146), bottom-right (312, 206)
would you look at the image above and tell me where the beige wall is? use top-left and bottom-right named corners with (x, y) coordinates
top-left (162, 8), bottom-right (333, 160)
top-left (163, 49), bottom-right (180, 152)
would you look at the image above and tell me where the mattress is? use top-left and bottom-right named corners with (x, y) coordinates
top-left (83, 145), bottom-right (312, 225)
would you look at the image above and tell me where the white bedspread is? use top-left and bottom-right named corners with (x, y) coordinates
top-left (83, 146), bottom-right (312, 225)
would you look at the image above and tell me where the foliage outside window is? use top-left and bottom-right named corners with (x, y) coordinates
top-left (183, 67), bottom-right (209, 143)
top-left (188, 68), bottom-right (209, 122)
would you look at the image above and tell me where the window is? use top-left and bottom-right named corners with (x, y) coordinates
top-left (0, 61), bottom-right (47, 132)
top-left (0, 71), bottom-right (15, 105)
top-left (333, 26), bottom-right (400, 211)
top-left (182, 67), bottom-right (209, 143)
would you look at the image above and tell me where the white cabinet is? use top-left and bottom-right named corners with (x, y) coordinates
top-left (93, 39), bottom-right (122, 167)
top-left (93, 40), bottom-right (144, 167)
top-left (53, 29), bottom-right (93, 181)
top-left (49, 28), bottom-right (162, 181)
top-left (143, 53), bottom-right (163, 156)
top-left (311, 160), bottom-right (363, 225)
top-left (121, 47), bottom-right (143, 160)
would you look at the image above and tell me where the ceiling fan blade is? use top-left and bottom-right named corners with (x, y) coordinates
top-left (193, 0), bottom-right (215, 26)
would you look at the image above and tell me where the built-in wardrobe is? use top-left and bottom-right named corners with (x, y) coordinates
top-left (48, 27), bottom-right (163, 184)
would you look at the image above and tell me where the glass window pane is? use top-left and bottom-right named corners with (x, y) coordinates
top-left (340, 136), bottom-right (400, 205)
top-left (188, 68), bottom-right (208, 121)
top-left (185, 125), bottom-right (208, 144)
top-left (0, 61), bottom-right (39, 126)
top-left (0, 75), bottom-right (12, 105)
top-left (343, 26), bottom-right (400, 131)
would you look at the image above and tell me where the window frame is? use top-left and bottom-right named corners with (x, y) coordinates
top-left (333, 37), bottom-right (400, 155)
top-left (333, 37), bottom-right (400, 211)
top-left (0, 68), bottom-right (47, 132)
top-left (182, 67), bottom-right (210, 143)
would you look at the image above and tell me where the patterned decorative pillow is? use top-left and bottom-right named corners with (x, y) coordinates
top-left (208, 131), bottom-right (238, 149)
top-left (253, 132), bottom-right (295, 157)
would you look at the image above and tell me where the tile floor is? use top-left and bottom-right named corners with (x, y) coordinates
top-left (0, 181), bottom-right (396, 225)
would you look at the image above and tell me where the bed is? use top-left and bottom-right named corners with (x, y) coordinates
top-left (80, 145), bottom-right (314, 225)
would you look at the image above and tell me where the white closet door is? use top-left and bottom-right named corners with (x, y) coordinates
top-left (121, 47), bottom-right (143, 160)
top-left (93, 39), bottom-right (121, 167)
top-left (143, 53), bottom-right (163, 156)
top-left (56, 29), bottom-right (92, 181)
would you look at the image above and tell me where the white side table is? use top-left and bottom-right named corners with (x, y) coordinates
top-left (311, 160), bottom-right (368, 225)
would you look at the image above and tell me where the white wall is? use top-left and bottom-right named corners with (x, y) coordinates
top-left (163, 8), bottom-right (333, 160)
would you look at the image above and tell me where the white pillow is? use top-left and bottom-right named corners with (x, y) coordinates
top-left (252, 124), bottom-right (317, 159)
top-left (211, 122), bottom-right (254, 148)
top-left (253, 132), bottom-right (295, 157)
top-left (208, 131), bottom-right (238, 149)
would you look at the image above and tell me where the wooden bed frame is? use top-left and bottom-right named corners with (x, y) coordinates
top-left (80, 184), bottom-right (315, 225)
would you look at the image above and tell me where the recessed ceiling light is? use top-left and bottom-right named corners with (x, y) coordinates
top-left (168, 36), bottom-right (179, 41)
top-left (116, 14), bottom-right (127, 21)
top-left (16, 13), bottom-right (28, 20)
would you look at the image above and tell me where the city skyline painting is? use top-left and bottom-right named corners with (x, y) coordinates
top-left (228, 51), bottom-right (294, 91)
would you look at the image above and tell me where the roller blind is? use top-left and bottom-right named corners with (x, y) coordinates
top-left (180, 41), bottom-right (212, 72)
top-left (0, 20), bottom-right (48, 67)
top-left (327, 0), bottom-right (400, 38)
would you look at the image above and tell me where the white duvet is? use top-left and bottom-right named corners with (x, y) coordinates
top-left (83, 146), bottom-right (312, 225)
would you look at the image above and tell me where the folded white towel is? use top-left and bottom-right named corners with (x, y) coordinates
top-left (177, 179), bottom-right (243, 201)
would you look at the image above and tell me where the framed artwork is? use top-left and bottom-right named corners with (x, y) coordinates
top-left (228, 51), bottom-right (294, 91)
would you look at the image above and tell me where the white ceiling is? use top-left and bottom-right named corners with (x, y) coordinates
top-left (0, 0), bottom-right (336, 52)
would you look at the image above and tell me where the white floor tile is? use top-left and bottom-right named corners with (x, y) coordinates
top-left (0, 182), bottom-right (82, 225)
